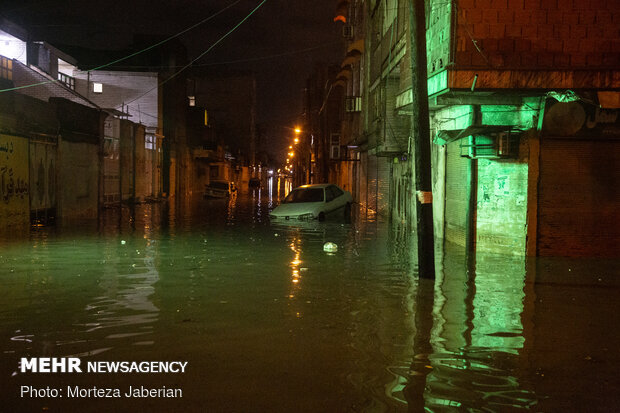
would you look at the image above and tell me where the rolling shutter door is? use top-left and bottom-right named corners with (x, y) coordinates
top-left (444, 142), bottom-right (469, 247)
top-left (538, 138), bottom-right (620, 256)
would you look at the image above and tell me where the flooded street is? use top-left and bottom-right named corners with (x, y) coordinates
top-left (1, 179), bottom-right (619, 412)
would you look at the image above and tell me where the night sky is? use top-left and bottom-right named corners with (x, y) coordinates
top-left (1, 0), bottom-right (343, 158)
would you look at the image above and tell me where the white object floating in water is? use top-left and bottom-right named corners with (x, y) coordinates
top-left (121, 240), bottom-right (126, 245)
top-left (323, 242), bottom-right (338, 253)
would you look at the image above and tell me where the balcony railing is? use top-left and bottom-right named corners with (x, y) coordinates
top-left (58, 72), bottom-right (75, 90)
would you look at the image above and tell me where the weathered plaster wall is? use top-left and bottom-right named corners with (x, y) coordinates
top-left (58, 140), bottom-right (98, 220)
top-left (0, 134), bottom-right (29, 227)
top-left (476, 153), bottom-right (528, 255)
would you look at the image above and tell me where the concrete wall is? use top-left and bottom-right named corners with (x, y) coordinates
top-left (476, 150), bottom-right (529, 255)
top-left (0, 134), bottom-right (29, 228)
top-left (58, 139), bottom-right (98, 220)
top-left (133, 125), bottom-right (152, 201)
top-left (103, 116), bottom-right (121, 204)
top-left (74, 71), bottom-right (160, 130)
top-left (119, 120), bottom-right (135, 201)
top-left (29, 140), bottom-right (57, 215)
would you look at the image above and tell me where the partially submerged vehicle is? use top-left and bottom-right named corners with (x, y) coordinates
top-left (269, 184), bottom-right (352, 221)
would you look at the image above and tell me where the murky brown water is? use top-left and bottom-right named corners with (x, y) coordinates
top-left (1, 179), bottom-right (619, 412)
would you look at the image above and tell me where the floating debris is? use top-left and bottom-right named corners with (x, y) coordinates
top-left (323, 242), bottom-right (338, 252)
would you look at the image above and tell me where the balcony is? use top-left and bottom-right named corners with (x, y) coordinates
top-left (58, 72), bottom-right (75, 90)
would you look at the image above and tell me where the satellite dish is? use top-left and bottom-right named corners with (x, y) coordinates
top-left (543, 101), bottom-right (586, 136)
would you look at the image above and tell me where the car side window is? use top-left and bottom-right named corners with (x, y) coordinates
top-left (325, 187), bottom-right (335, 202)
top-left (331, 186), bottom-right (343, 197)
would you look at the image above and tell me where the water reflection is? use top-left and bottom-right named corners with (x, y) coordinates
top-left (83, 235), bottom-right (160, 344)
top-left (0, 186), bottom-right (618, 412)
top-left (403, 249), bottom-right (538, 411)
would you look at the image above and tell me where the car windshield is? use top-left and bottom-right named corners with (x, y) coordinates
top-left (283, 188), bottom-right (324, 203)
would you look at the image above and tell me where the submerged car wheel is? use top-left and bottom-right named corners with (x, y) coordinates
top-left (318, 212), bottom-right (326, 222)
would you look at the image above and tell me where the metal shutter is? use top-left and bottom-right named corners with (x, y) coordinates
top-left (538, 137), bottom-right (620, 256)
top-left (444, 141), bottom-right (470, 247)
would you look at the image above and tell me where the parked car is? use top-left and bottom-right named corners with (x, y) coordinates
top-left (269, 184), bottom-right (352, 221)
top-left (204, 180), bottom-right (237, 198)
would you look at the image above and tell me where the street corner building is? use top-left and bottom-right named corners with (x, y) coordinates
top-left (296, 0), bottom-right (620, 257)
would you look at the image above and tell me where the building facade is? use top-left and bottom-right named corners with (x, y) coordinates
top-left (333, 0), bottom-right (620, 256)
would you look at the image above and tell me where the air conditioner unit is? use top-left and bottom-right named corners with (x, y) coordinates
top-left (342, 25), bottom-right (354, 39)
top-left (460, 131), bottom-right (519, 159)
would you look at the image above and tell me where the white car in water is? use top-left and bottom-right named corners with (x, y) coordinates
top-left (270, 184), bottom-right (353, 221)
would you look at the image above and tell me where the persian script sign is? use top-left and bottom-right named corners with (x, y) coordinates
top-left (0, 134), bottom-right (29, 221)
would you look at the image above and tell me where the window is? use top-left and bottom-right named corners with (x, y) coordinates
top-left (145, 134), bottom-right (155, 150)
top-left (330, 134), bottom-right (341, 159)
top-left (188, 96), bottom-right (195, 106)
top-left (325, 188), bottom-right (335, 202)
top-left (283, 188), bottom-right (324, 203)
top-left (330, 185), bottom-right (343, 197)
top-left (0, 56), bottom-right (12, 80)
top-left (93, 82), bottom-right (103, 93)
top-left (326, 186), bottom-right (344, 202)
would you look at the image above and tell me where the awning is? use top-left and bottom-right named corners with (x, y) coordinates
top-left (347, 38), bottom-right (364, 55)
top-left (434, 125), bottom-right (515, 145)
top-left (336, 66), bottom-right (352, 81)
top-left (333, 79), bottom-right (346, 89)
top-left (334, 0), bottom-right (350, 22)
top-left (341, 55), bottom-right (359, 68)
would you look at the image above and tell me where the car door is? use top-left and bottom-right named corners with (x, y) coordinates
top-left (330, 185), bottom-right (346, 210)
top-left (324, 185), bottom-right (343, 212)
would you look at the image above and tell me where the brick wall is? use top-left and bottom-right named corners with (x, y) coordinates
top-left (455, 0), bottom-right (620, 69)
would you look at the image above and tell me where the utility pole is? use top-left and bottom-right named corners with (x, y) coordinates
top-left (409, 0), bottom-right (436, 279)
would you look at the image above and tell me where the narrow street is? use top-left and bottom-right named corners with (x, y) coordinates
top-left (1, 180), bottom-right (618, 412)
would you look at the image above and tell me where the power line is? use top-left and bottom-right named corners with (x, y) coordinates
top-left (122, 0), bottom-right (268, 107)
top-left (0, 0), bottom-right (242, 93)
top-left (93, 41), bottom-right (340, 71)
top-left (85, 0), bottom-right (242, 72)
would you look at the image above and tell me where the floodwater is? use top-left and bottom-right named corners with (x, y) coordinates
top-left (1, 178), bottom-right (619, 412)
